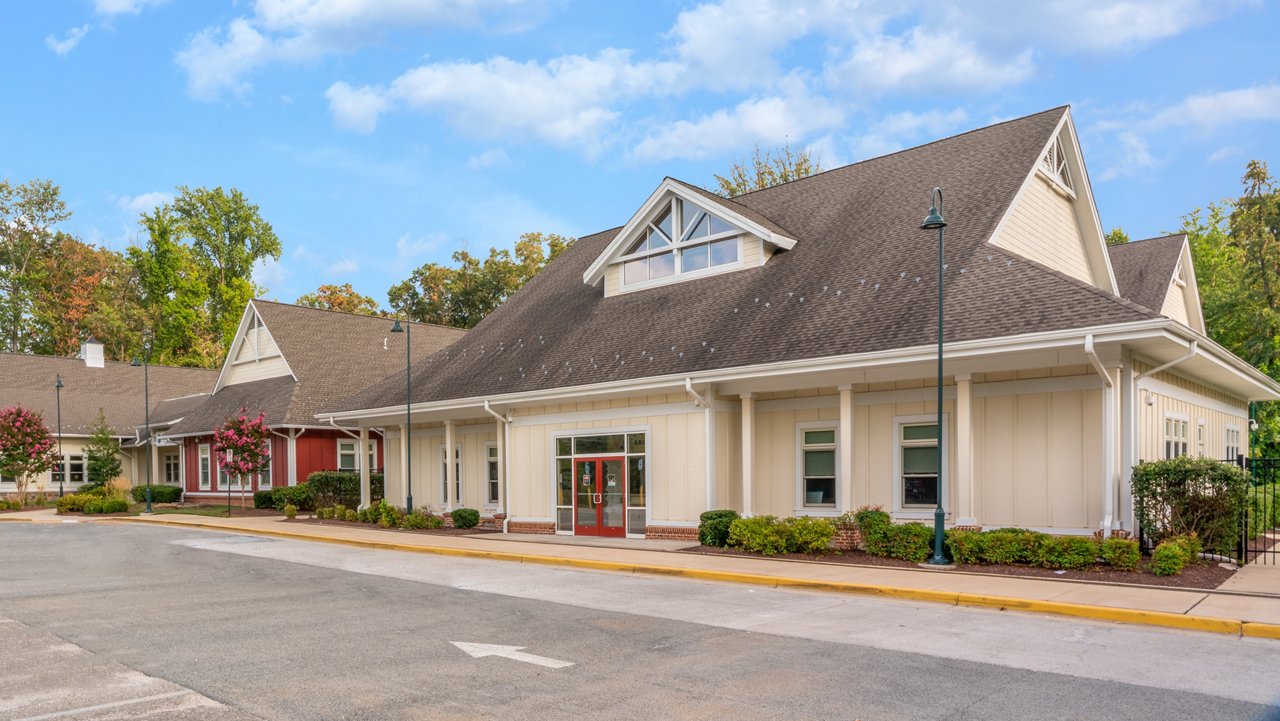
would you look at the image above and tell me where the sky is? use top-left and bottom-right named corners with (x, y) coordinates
top-left (3, 0), bottom-right (1278, 308)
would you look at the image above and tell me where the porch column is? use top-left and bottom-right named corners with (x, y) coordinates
top-left (399, 423), bottom-right (409, 508)
top-left (150, 440), bottom-right (161, 493)
top-left (444, 419), bottom-right (456, 510)
top-left (740, 393), bottom-right (754, 517)
top-left (358, 426), bottom-right (371, 509)
top-left (705, 383), bottom-right (717, 512)
top-left (286, 430), bottom-right (299, 486)
top-left (838, 384), bottom-right (855, 513)
top-left (494, 419), bottom-right (506, 514)
top-left (955, 373), bottom-right (976, 526)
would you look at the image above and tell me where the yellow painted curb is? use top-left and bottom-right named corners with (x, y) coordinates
top-left (110, 515), bottom-right (1280, 640)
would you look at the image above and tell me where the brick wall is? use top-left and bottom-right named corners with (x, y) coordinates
top-left (645, 526), bottom-right (698, 541)
top-left (507, 520), bottom-right (556, 535)
top-left (831, 525), bottom-right (863, 551)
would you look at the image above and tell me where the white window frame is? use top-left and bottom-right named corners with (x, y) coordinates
top-left (439, 444), bottom-right (462, 506)
top-left (337, 440), bottom-right (359, 472)
top-left (1196, 419), bottom-right (1206, 458)
top-left (794, 421), bottom-right (840, 516)
top-left (892, 414), bottom-right (949, 520)
top-left (550, 426), bottom-right (650, 538)
top-left (1037, 135), bottom-right (1076, 198)
top-left (163, 452), bottom-right (181, 485)
top-left (258, 446), bottom-right (272, 489)
top-left (1164, 413), bottom-right (1189, 459)
top-left (367, 439), bottom-right (378, 472)
top-left (199, 444), bottom-right (211, 490)
top-left (484, 442), bottom-right (499, 508)
top-left (616, 196), bottom-right (745, 291)
top-left (1226, 425), bottom-right (1242, 461)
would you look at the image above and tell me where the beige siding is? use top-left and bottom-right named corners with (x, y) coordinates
top-left (715, 410), bottom-right (741, 510)
top-left (222, 355), bottom-right (291, 386)
top-left (741, 236), bottom-right (766, 267)
top-left (1135, 363), bottom-right (1248, 464)
top-left (234, 327), bottom-right (279, 361)
top-left (604, 264), bottom-right (622, 296)
top-left (1160, 280), bottom-right (1191, 326)
top-left (992, 173), bottom-right (1092, 285)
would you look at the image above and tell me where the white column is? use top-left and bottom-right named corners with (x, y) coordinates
top-left (740, 393), bottom-right (754, 517)
top-left (955, 373), bottom-right (976, 526)
top-left (705, 383), bottom-right (717, 512)
top-left (838, 384), bottom-right (855, 513)
top-left (1119, 355), bottom-right (1136, 531)
top-left (358, 426), bottom-right (371, 509)
top-left (1103, 365), bottom-right (1119, 532)
top-left (399, 422), bottom-right (410, 508)
top-left (494, 420), bottom-right (506, 514)
top-left (286, 431), bottom-right (299, 486)
top-left (445, 419), bottom-right (456, 510)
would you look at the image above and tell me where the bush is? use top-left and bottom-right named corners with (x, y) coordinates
top-left (1101, 537), bottom-right (1141, 570)
top-left (272, 484), bottom-right (314, 511)
top-left (344, 509), bottom-right (358, 522)
top-left (375, 500), bottom-right (404, 528)
top-left (283, 503), bottom-right (298, 520)
top-left (853, 506), bottom-right (893, 556)
top-left (783, 516), bottom-right (836, 554)
top-left (130, 485), bottom-right (183, 503)
top-left (83, 499), bottom-right (105, 515)
top-left (885, 522), bottom-right (934, 563)
top-left (1166, 533), bottom-right (1203, 564)
top-left (56, 493), bottom-right (93, 514)
top-left (981, 529), bottom-right (1043, 565)
top-left (946, 530), bottom-right (987, 565)
top-left (451, 507), bottom-right (481, 529)
top-left (254, 490), bottom-right (275, 509)
top-left (1150, 541), bottom-right (1187, 576)
top-left (316, 507), bottom-right (332, 520)
top-left (1132, 457), bottom-right (1248, 554)
top-left (100, 498), bottom-right (128, 514)
top-left (1032, 535), bottom-right (1099, 570)
top-left (728, 516), bottom-right (790, 555)
top-left (370, 472), bottom-right (385, 502)
top-left (307, 471), bottom-right (361, 509)
top-left (698, 509), bottom-right (740, 547)
top-left (401, 509), bottom-right (444, 530)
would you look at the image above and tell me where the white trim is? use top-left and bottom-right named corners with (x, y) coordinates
top-left (198, 444), bottom-right (211, 490)
top-left (510, 401), bottom-right (718, 428)
top-left (794, 421), bottom-right (840, 516)
top-left (483, 442), bottom-right (499, 508)
top-left (549, 426), bottom-right (650, 537)
top-left (892, 413), bottom-right (949, 520)
top-left (1141, 377), bottom-right (1249, 418)
top-left (212, 302), bottom-right (298, 394)
top-left (337, 438), bottom-right (359, 472)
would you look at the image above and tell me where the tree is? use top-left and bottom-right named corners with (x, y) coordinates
top-left (388, 232), bottom-right (573, 328)
top-left (0, 179), bottom-right (72, 353)
top-left (127, 207), bottom-right (221, 367)
top-left (1105, 227), bottom-right (1130, 246)
top-left (84, 408), bottom-right (122, 489)
top-left (212, 410), bottom-right (271, 508)
top-left (297, 283), bottom-right (382, 315)
top-left (29, 234), bottom-right (116, 357)
top-left (170, 186), bottom-right (281, 347)
top-left (0, 406), bottom-right (58, 506)
top-left (713, 142), bottom-right (821, 198)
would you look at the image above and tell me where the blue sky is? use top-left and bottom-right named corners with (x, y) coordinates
top-left (4, 1), bottom-right (1278, 307)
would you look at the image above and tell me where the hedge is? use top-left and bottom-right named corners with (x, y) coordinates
top-left (253, 490), bottom-right (275, 509)
top-left (451, 507), bottom-right (481, 529)
top-left (1132, 456), bottom-right (1247, 554)
top-left (698, 509), bottom-right (740, 547)
top-left (271, 484), bottom-right (314, 511)
top-left (130, 485), bottom-right (183, 503)
top-left (307, 471), bottom-right (360, 508)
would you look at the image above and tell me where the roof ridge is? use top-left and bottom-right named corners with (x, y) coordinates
top-left (0, 351), bottom-right (219, 373)
top-left (1117, 232), bottom-right (1187, 247)
top-left (252, 298), bottom-right (467, 335)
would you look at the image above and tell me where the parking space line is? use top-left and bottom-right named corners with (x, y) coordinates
top-left (9, 690), bottom-right (194, 721)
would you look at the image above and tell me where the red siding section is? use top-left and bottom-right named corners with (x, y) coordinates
top-left (180, 428), bottom-right (379, 497)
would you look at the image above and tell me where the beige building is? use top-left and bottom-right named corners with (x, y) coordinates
top-left (322, 107), bottom-right (1279, 540)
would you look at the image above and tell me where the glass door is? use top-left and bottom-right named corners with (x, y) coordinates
top-left (574, 459), bottom-right (598, 533)
top-left (600, 458), bottom-right (625, 537)
top-left (573, 457), bottom-right (627, 537)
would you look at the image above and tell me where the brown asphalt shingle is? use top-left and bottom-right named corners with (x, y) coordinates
top-left (331, 107), bottom-right (1161, 413)
top-left (1107, 234), bottom-right (1186, 315)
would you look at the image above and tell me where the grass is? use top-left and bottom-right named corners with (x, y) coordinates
top-left (136, 505), bottom-right (271, 518)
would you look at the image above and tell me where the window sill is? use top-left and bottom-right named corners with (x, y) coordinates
top-left (793, 508), bottom-right (841, 517)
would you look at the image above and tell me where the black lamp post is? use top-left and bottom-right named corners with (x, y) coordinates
top-left (921, 187), bottom-right (950, 566)
top-left (131, 335), bottom-right (153, 514)
top-left (390, 318), bottom-right (413, 513)
top-left (55, 374), bottom-right (64, 498)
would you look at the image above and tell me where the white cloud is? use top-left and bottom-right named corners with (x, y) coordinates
top-left (117, 190), bottom-right (174, 216)
top-left (94, 0), bottom-right (166, 16)
top-left (1149, 84), bottom-right (1280, 130)
top-left (176, 19), bottom-right (274, 101)
top-left (327, 258), bottom-right (360, 275)
top-left (1208, 145), bottom-right (1243, 163)
top-left (252, 256), bottom-right (287, 291)
top-left (467, 148), bottom-right (509, 170)
top-left (847, 108), bottom-right (970, 160)
top-left (393, 232), bottom-right (446, 268)
top-left (1099, 131), bottom-right (1157, 181)
top-left (325, 81), bottom-right (389, 133)
top-left (828, 28), bottom-right (1034, 95)
top-left (45, 25), bottom-right (89, 56)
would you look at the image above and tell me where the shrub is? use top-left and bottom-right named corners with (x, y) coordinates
top-left (131, 485), bottom-right (183, 503)
top-left (885, 522), bottom-right (934, 563)
top-left (728, 516), bottom-right (791, 555)
top-left (401, 509), bottom-right (444, 530)
top-left (316, 507), bottom-right (332, 520)
top-left (783, 516), bottom-right (836, 554)
top-left (451, 507), bottom-right (481, 529)
top-left (357, 506), bottom-right (376, 523)
top-left (1166, 533), bottom-right (1203, 564)
top-left (283, 503), bottom-right (298, 519)
top-left (334, 504), bottom-right (348, 518)
top-left (370, 472), bottom-right (385, 502)
top-left (853, 506), bottom-right (893, 556)
top-left (698, 509), bottom-right (740, 547)
top-left (272, 484), bottom-right (314, 511)
top-left (1132, 457), bottom-right (1248, 554)
top-left (83, 499), bottom-right (105, 515)
top-left (1150, 541), bottom-right (1187, 576)
top-left (981, 529), bottom-right (1043, 565)
top-left (253, 490), bottom-right (275, 509)
top-left (946, 530), bottom-right (987, 565)
top-left (344, 509), bottom-right (358, 522)
top-left (100, 498), bottom-right (128, 514)
top-left (56, 493), bottom-right (93, 514)
top-left (1101, 537), bottom-right (1141, 570)
top-left (376, 500), bottom-right (404, 528)
top-left (1033, 535), bottom-right (1099, 570)
top-left (306, 471), bottom-right (361, 509)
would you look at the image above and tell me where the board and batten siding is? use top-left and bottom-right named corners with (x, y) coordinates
top-left (1134, 362), bottom-right (1248, 464)
top-left (383, 422), bottom-right (497, 512)
top-left (1160, 279), bottom-right (1192, 326)
top-left (992, 172), bottom-right (1093, 285)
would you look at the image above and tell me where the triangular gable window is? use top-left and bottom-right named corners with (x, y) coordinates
top-left (619, 196), bottom-right (742, 287)
top-left (1040, 136), bottom-right (1074, 193)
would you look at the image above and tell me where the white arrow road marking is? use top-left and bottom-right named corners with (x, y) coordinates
top-left (450, 641), bottom-right (574, 669)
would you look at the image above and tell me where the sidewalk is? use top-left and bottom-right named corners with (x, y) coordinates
top-left (7, 508), bottom-right (1278, 639)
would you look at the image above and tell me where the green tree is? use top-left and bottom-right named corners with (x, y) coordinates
top-left (29, 234), bottom-right (116, 357)
top-left (0, 179), bottom-right (72, 353)
top-left (388, 232), bottom-right (573, 328)
top-left (297, 283), bottom-right (382, 315)
top-left (1105, 227), bottom-right (1130, 246)
top-left (84, 408), bottom-right (122, 488)
top-left (0, 405), bottom-right (58, 505)
top-left (170, 186), bottom-right (281, 347)
top-left (713, 142), bottom-right (821, 198)
top-left (127, 207), bottom-right (221, 367)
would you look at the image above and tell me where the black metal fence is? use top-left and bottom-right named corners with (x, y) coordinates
top-left (1235, 456), bottom-right (1280, 565)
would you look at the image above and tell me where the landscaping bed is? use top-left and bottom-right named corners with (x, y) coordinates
top-left (154, 504), bottom-right (283, 518)
top-left (291, 516), bottom-right (497, 536)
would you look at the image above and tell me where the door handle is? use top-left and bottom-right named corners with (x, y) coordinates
top-left (594, 493), bottom-right (602, 504)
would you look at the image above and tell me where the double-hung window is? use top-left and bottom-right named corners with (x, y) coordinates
top-left (198, 444), bottom-right (211, 489)
top-left (1164, 416), bottom-right (1189, 459)
top-left (440, 446), bottom-right (462, 505)
top-left (1196, 421), bottom-right (1206, 457)
top-left (1226, 426), bottom-right (1242, 460)
top-left (797, 426), bottom-right (836, 510)
top-left (67, 454), bottom-right (85, 484)
top-left (898, 422), bottom-right (940, 510)
top-left (485, 444), bottom-right (499, 506)
top-left (338, 441), bottom-right (358, 471)
top-left (258, 446), bottom-right (271, 489)
top-left (164, 453), bottom-right (181, 484)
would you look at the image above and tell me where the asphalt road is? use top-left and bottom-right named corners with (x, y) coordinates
top-left (1, 523), bottom-right (1277, 721)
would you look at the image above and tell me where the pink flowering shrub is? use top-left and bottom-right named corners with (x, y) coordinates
top-left (212, 410), bottom-right (271, 485)
top-left (0, 405), bottom-right (59, 505)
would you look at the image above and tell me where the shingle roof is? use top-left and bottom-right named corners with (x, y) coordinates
top-left (0, 354), bottom-right (218, 436)
top-left (1107, 234), bottom-right (1186, 315)
top-left (166, 302), bottom-right (466, 435)
top-left (331, 107), bottom-right (1160, 413)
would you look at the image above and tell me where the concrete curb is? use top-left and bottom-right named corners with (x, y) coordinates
top-left (106, 515), bottom-right (1280, 640)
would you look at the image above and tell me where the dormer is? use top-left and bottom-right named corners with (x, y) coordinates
top-left (583, 178), bottom-right (797, 296)
top-left (214, 301), bottom-right (295, 392)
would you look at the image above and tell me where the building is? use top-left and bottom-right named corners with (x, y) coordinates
top-left (163, 301), bottom-right (465, 502)
top-left (321, 106), bottom-right (1276, 540)
top-left (0, 341), bottom-right (217, 497)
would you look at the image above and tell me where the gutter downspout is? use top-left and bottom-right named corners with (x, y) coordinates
top-left (325, 417), bottom-right (362, 440)
top-left (684, 377), bottom-right (707, 407)
top-left (1134, 340), bottom-right (1198, 405)
top-left (1085, 335), bottom-right (1116, 533)
top-left (483, 401), bottom-right (511, 533)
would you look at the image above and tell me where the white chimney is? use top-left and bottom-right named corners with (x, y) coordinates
top-left (81, 336), bottom-right (104, 368)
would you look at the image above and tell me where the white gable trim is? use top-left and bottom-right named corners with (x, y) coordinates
top-left (582, 178), bottom-right (797, 286)
top-left (212, 301), bottom-right (298, 394)
top-left (988, 109), bottom-right (1119, 295)
top-left (1170, 237), bottom-right (1205, 334)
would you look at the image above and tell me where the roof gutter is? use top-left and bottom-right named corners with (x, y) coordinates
top-left (684, 377), bottom-right (707, 407)
top-left (482, 401), bottom-right (512, 533)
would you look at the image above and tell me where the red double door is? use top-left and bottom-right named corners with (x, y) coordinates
top-left (573, 457), bottom-right (626, 537)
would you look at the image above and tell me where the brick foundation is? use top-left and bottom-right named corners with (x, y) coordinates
top-left (831, 525), bottom-right (863, 551)
top-left (507, 520), bottom-right (556, 535)
top-left (644, 525), bottom-right (699, 541)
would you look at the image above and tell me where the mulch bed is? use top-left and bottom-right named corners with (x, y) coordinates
top-left (683, 545), bottom-right (1238, 590)
top-left (290, 517), bottom-right (498, 536)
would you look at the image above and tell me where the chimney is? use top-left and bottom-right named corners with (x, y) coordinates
top-left (81, 336), bottom-right (104, 369)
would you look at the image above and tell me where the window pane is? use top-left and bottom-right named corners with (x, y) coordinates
top-left (903, 475), bottom-right (938, 506)
top-left (625, 236), bottom-right (646, 255)
top-left (488, 446), bottom-right (498, 459)
top-left (627, 508), bottom-right (646, 535)
top-left (557, 507), bottom-right (573, 532)
top-left (627, 433), bottom-right (645, 454)
top-left (804, 476), bottom-right (836, 506)
top-left (708, 214), bottom-right (735, 235)
top-left (647, 227), bottom-right (670, 249)
top-left (654, 208), bottom-right (672, 241)
top-left (902, 424), bottom-right (938, 441)
top-left (804, 449), bottom-right (835, 476)
top-left (557, 458), bottom-right (573, 505)
top-left (556, 438), bottom-right (572, 457)
top-left (682, 243), bottom-right (709, 272)
top-left (687, 214), bottom-right (709, 239)
top-left (804, 430), bottom-right (835, 445)
top-left (649, 252), bottom-right (675, 279)
top-left (680, 200), bottom-right (702, 235)
top-left (710, 238), bottom-right (738, 266)
top-left (574, 434), bottom-right (625, 454)
top-left (903, 446), bottom-right (938, 474)
top-left (628, 456), bottom-right (645, 506)
top-left (624, 259), bottom-right (648, 284)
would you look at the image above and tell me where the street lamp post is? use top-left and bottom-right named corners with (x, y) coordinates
top-left (55, 374), bottom-right (64, 498)
top-left (390, 318), bottom-right (413, 513)
top-left (131, 335), bottom-right (153, 514)
top-left (921, 188), bottom-right (950, 566)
